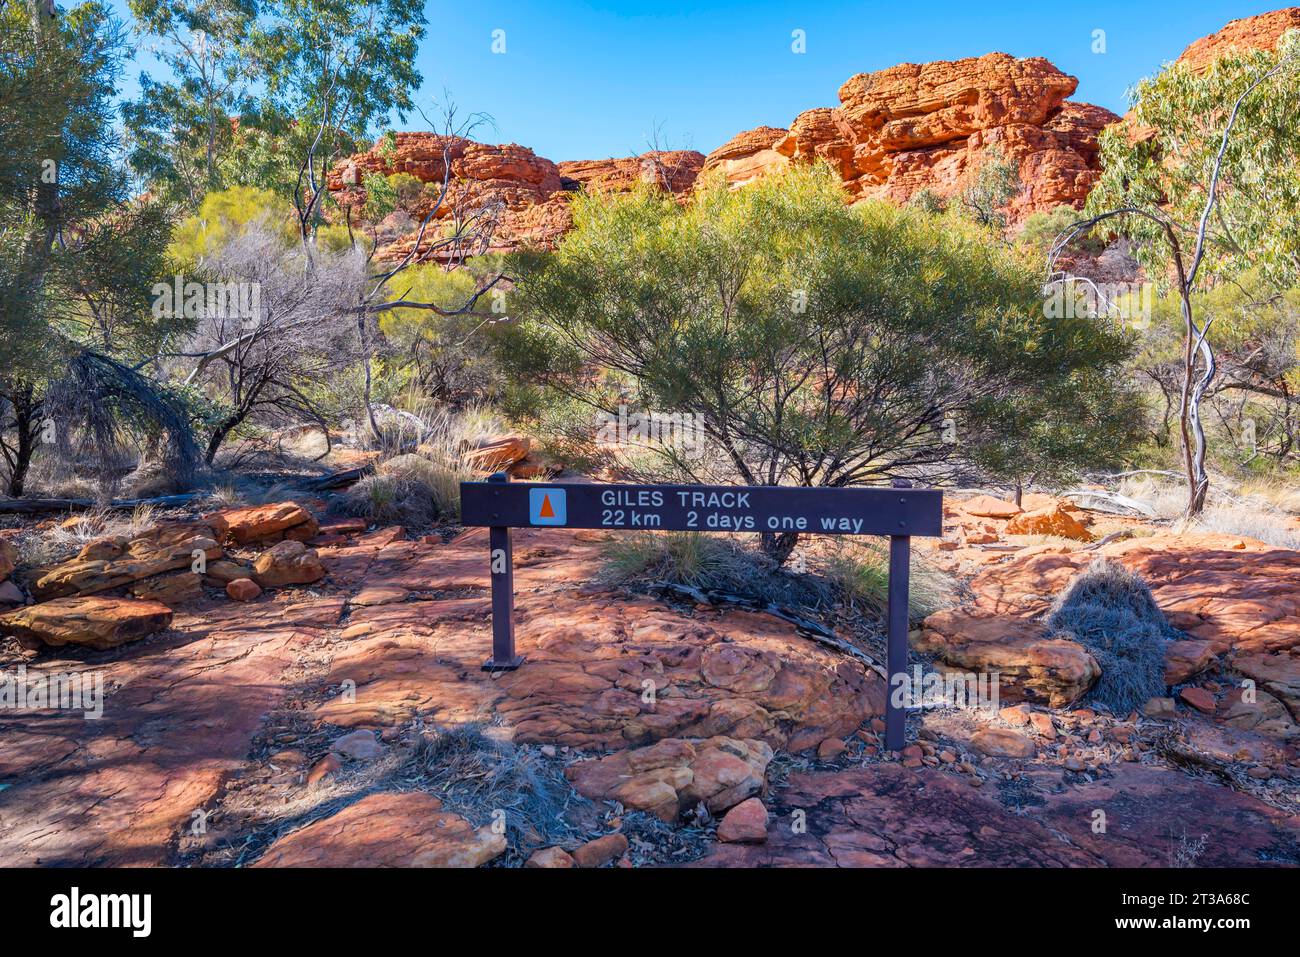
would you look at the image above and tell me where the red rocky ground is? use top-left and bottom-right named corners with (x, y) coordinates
top-left (1, 491), bottom-right (1298, 868)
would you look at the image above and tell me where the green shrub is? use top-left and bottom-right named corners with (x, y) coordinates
top-left (335, 452), bottom-right (467, 527)
top-left (169, 186), bottom-right (296, 266)
top-left (388, 172), bottom-right (426, 212)
top-left (907, 188), bottom-right (947, 215)
top-left (957, 147), bottom-right (1021, 229)
top-left (822, 540), bottom-right (956, 620)
top-left (1016, 204), bottom-right (1103, 256)
top-left (362, 171), bottom-right (398, 221)
top-left (376, 263), bottom-right (503, 406)
top-left (506, 162), bottom-right (1135, 566)
top-left (601, 531), bottom-right (761, 591)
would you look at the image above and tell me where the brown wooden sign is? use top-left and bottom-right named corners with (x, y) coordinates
top-left (460, 474), bottom-right (944, 751)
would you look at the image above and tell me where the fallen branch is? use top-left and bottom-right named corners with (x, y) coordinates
top-left (1060, 488), bottom-right (1158, 518)
top-left (296, 463), bottom-right (375, 491)
top-left (0, 493), bottom-right (206, 515)
top-left (1083, 530), bottom-right (1134, 551)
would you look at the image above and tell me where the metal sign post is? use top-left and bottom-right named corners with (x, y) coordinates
top-left (460, 476), bottom-right (943, 752)
top-left (483, 472), bottom-right (523, 670)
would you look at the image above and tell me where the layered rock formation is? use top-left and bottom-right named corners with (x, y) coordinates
top-left (1177, 6), bottom-right (1300, 71)
top-left (705, 54), bottom-right (1115, 222)
top-left (324, 10), bottom-right (1300, 263)
top-left (327, 133), bottom-right (705, 260)
top-left (328, 52), bottom-right (1117, 260)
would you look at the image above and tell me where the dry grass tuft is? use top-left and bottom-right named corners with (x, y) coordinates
top-left (1046, 558), bottom-right (1179, 713)
top-left (822, 539), bottom-right (957, 620)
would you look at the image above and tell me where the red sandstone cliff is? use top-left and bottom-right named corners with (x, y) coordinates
top-left (1177, 6), bottom-right (1300, 70)
top-left (704, 53), bottom-right (1115, 222)
top-left (327, 9), bottom-right (1298, 261)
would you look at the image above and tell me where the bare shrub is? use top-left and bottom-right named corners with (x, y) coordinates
top-left (18, 504), bottom-right (160, 567)
top-left (1046, 558), bottom-right (1179, 712)
top-left (59, 504), bottom-right (158, 544)
top-left (407, 723), bottom-right (593, 856)
top-left (1170, 830), bottom-right (1209, 868)
top-left (178, 218), bottom-right (372, 465)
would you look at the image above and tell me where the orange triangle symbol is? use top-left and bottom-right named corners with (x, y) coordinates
top-left (539, 494), bottom-right (555, 518)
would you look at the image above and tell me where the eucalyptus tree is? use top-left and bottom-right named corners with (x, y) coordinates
top-left (123, 0), bottom-right (256, 207)
top-left (1060, 30), bottom-right (1300, 516)
top-left (1, 0), bottom-right (193, 496)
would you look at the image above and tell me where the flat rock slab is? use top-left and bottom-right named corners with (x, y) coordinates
top-left (694, 763), bottom-right (1098, 867)
top-left (693, 762), bottom-right (1300, 867)
top-left (0, 596), bottom-right (344, 866)
top-left (0, 595), bottom-right (173, 650)
top-left (0, 525), bottom-right (884, 866)
top-left (1025, 762), bottom-right (1300, 867)
top-left (316, 588), bottom-right (883, 752)
top-left (252, 792), bottom-right (505, 867)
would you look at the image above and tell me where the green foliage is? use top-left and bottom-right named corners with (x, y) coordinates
top-left (822, 540), bottom-right (956, 620)
top-left (958, 147), bottom-right (1022, 230)
top-left (123, 0), bottom-right (256, 208)
top-left (362, 171), bottom-right (398, 222)
top-left (314, 221), bottom-right (372, 254)
top-left (169, 185), bottom-right (296, 266)
top-left (1, 1), bottom-right (193, 494)
top-left (601, 531), bottom-right (757, 591)
top-left (245, 0), bottom-right (426, 175)
top-left (377, 262), bottom-right (504, 405)
top-left (357, 168), bottom-right (437, 225)
top-left (1, 1), bottom-right (147, 374)
top-left (387, 172), bottom-right (425, 213)
top-left (1017, 205), bottom-right (1102, 257)
top-left (218, 123), bottom-right (301, 196)
top-left (1087, 31), bottom-right (1300, 291)
top-left (126, 0), bottom-right (426, 207)
top-left (505, 164), bottom-right (1135, 518)
top-left (1136, 272), bottom-right (1300, 469)
top-left (907, 188), bottom-right (947, 216)
top-left (970, 364), bottom-right (1147, 493)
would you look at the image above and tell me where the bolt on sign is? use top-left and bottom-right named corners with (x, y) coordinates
top-left (460, 473), bottom-right (943, 751)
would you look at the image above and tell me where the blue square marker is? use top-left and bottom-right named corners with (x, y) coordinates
top-left (529, 487), bottom-right (567, 525)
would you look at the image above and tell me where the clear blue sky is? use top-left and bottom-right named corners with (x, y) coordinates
top-left (108, 0), bottom-right (1286, 161)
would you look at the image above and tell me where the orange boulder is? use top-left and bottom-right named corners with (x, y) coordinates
top-left (1004, 505), bottom-right (1093, 541)
top-left (0, 595), bottom-right (173, 650)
